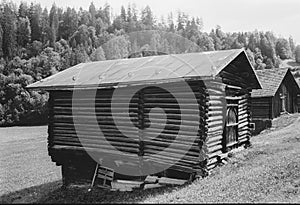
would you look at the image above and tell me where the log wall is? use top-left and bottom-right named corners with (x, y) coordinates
top-left (48, 80), bottom-right (210, 183)
top-left (48, 76), bottom-right (252, 183)
top-left (205, 61), bottom-right (253, 170)
top-left (250, 97), bottom-right (272, 119)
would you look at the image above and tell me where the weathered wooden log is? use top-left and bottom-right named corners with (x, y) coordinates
top-left (53, 135), bottom-right (139, 149)
top-left (206, 135), bottom-right (223, 144)
top-left (208, 144), bottom-right (223, 153)
top-left (143, 151), bottom-right (199, 165)
top-left (52, 140), bottom-right (139, 153)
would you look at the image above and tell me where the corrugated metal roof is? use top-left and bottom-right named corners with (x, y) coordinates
top-left (27, 48), bottom-right (259, 90)
top-left (252, 68), bottom-right (300, 97)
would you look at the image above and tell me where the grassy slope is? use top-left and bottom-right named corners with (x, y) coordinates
top-left (1, 114), bottom-right (300, 203)
top-left (143, 113), bottom-right (300, 203)
top-left (0, 126), bottom-right (61, 197)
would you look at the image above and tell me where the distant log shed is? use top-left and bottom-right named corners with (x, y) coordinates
top-left (27, 49), bottom-right (261, 188)
top-left (251, 68), bottom-right (300, 134)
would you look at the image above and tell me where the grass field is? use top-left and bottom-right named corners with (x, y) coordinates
top-left (0, 126), bottom-right (61, 198)
top-left (0, 113), bottom-right (300, 203)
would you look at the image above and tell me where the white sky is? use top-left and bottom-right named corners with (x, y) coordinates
top-left (13, 0), bottom-right (300, 44)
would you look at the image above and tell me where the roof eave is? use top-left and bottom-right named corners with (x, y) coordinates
top-left (26, 75), bottom-right (217, 91)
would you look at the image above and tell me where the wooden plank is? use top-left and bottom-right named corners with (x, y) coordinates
top-left (144, 176), bottom-right (159, 184)
top-left (158, 177), bottom-right (187, 185)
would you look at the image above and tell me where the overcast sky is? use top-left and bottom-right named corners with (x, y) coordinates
top-left (13, 0), bottom-right (300, 44)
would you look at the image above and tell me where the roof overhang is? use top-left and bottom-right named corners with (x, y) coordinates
top-left (27, 49), bottom-right (262, 91)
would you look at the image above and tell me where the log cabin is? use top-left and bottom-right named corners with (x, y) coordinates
top-left (27, 48), bottom-right (261, 189)
top-left (251, 68), bottom-right (300, 134)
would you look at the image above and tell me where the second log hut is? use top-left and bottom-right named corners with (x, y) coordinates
top-left (251, 68), bottom-right (300, 134)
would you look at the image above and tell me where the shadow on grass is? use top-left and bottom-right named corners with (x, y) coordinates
top-left (0, 180), bottom-right (62, 204)
top-left (0, 179), bottom-right (187, 203)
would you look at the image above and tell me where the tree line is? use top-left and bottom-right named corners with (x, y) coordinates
top-left (0, 1), bottom-right (299, 126)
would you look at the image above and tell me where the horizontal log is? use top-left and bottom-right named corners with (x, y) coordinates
top-left (208, 110), bottom-right (223, 116)
top-left (53, 135), bottom-right (139, 148)
top-left (142, 132), bottom-right (200, 143)
top-left (207, 150), bottom-right (223, 159)
top-left (238, 121), bottom-right (249, 129)
top-left (206, 140), bottom-right (222, 149)
top-left (238, 117), bottom-right (248, 124)
top-left (208, 144), bottom-right (223, 153)
top-left (239, 110), bottom-right (249, 116)
top-left (142, 138), bottom-right (199, 150)
top-left (141, 127), bottom-right (203, 138)
top-left (143, 150), bottom-right (199, 165)
top-left (52, 140), bottom-right (139, 153)
top-left (239, 130), bottom-right (251, 136)
top-left (207, 121), bottom-right (224, 128)
top-left (238, 137), bottom-right (250, 144)
top-left (207, 115), bottom-right (224, 122)
top-left (208, 125), bottom-right (224, 133)
top-left (53, 122), bottom-right (138, 132)
top-left (143, 144), bottom-right (200, 158)
top-left (53, 129), bottom-right (139, 140)
top-left (51, 144), bottom-right (141, 159)
top-left (206, 135), bottom-right (223, 144)
top-left (225, 96), bottom-right (242, 100)
top-left (142, 156), bottom-right (197, 172)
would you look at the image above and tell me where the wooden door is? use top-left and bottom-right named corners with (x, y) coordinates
top-left (223, 106), bottom-right (238, 152)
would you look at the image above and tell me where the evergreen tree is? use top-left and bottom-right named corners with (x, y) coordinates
top-left (59, 7), bottom-right (78, 41)
top-left (17, 17), bottom-right (31, 47)
top-left (18, 2), bottom-right (29, 18)
top-left (49, 4), bottom-right (59, 47)
top-left (121, 6), bottom-right (126, 22)
top-left (289, 36), bottom-right (296, 55)
top-left (141, 6), bottom-right (154, 30)
top-left (29, 3), bottom-right (42, 42)
top-left (1, 3), bottom-right (18, 59)
top-left (40, 8), bottom-right (49, 45)
top-left (295, 45), bottom-right (300, 63)
top-left (89, 2), bottom-right (96, 27)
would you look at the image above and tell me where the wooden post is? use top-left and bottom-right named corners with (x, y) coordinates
top-left (88, 163), bottom-right (99, 192)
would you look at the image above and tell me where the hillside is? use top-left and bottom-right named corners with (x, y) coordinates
top-left (0, 1), bottom-right (299, 127)
top-left (1, 113), bottom-right (299, 203)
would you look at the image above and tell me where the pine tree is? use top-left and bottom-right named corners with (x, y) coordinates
top-left (29, 3), bottom-right (42, 42)
top-left (289, 36), bottom-right (296, 57)
top-left (89, 2), bottom-right (96, 27)
top-left (49, 4), bottom-right (59, 47)
top-left (141, 6), bottom-right (154, 30)
top-left (1, 3), bottom-right (18, 59)
top-left (17, 17), bottom-right (31, 47)
top-left (18, 2), bottom-right (28, 18)
top-left (40, 8), bottom-right (50, 44)
top-left (121, 6), bottom-right (126, 22)
top-left (295, 45), bottom-right (300, 63)
top-left (60, 7), bottom-right (78, 40)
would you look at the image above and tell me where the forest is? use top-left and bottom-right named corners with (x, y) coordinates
top-left (0, 1), bottom-right (300, 126)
